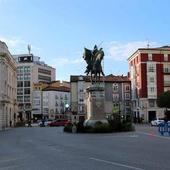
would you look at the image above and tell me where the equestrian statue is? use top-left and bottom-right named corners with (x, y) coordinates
top-left (83, 45), bottom-right (105, 83)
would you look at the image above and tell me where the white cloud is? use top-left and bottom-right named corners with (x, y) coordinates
top-left (0, 36), bottom-right (27, 53)
top-left (0, 36), bottom-right (42, 54)
top-left (107, 41), bottom-right (159, 61)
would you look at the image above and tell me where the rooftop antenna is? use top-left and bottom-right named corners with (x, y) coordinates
top-left (146, 39), bottom-right (150, 48)
top-left (28, 44), bottom-right (31, 54)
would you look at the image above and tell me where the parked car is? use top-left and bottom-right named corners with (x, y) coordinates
top-left (48, 120), bottom-right (71, 127)
top-left (151, 118), bottom-right (164, 126)
top-left (38, 119), bottom-right (53, 127)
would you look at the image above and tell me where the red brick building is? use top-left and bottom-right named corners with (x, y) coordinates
top-left (128, 46), bottom-right (170, 122)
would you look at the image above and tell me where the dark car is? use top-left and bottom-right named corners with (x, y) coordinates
top-left (48, 120), bottom-right (71, 127)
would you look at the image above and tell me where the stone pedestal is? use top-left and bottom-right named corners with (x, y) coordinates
top-left (84, 85), bottom-right (108, 126)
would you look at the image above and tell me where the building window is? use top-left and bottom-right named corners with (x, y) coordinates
top-left (149, 100), bottom-right (155, 107)
top-left (125, 93), bottom-right (130, 99)
top-left (164, 54), bottom-right (168, 61)
top-left (113, 84), bottom-right (118, 92)
top-left (163, 64), bottom-right (170, 73)
top-left (79, 106), bottom-right (83, 112)
top-left (79, 99), bottom-right (84, 102)
top-left (149, 77), bottom-right (155, 83)
top-left (148, 53), bottom-right (152, 61)
top-left (24, 74), bottom-right (30, 80)
top-left (148, 65), bottom-right (155, 72)
top-left (65, 94), bottom-right (68, 100)
top-left (17, 81), bottom-right (23, 87)
top-left (60, 101), bottom-right (64, 107)
top-left (24, 88), bottom-right (30, 94)
top-left (150, 87), bottom-right (155, 93)
top-left (79, 89), bottom-right (84, 92)
top-left (24, 66), bottom-right (30, 73)
top-left (38, 68), bottom-right (51, 75)
top-left (24, 96), bottom-right (30, 102)
top-left (24, 81), bottom-right (30, 87)
top-left (125, 85), bottom-right (130, 91)
top-left (38, 75), bottom-right (51, 82)
top-left (113, 94), bottom-right (119, 101)
top-left (17, 96), bottom-right (23, 102)
top-left (55, 95), bottom-right (58, 99)
top-left (17, 66), bottom-right (24, 73)
top-left (17, 75), bottom-right (23, 81)
top-left (55, 108), bottom-right (59, 114)
top-left (17, 89), bottom-right (23, 95)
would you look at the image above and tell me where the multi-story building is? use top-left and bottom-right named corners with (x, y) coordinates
top-left (0, 41), bottom-right (17, 129)
top-left (70, 74), bottom-right (131, 121)
top-left (13, 54), bottom-right (56, 121)
top-left (42, 86), bottom-right (70, 119)
top-left (128, 46), bottom-right (170, 122)
top-left (104, 74), bottom-right (131, 119)
top-left (32, 81), bottom-right (70, 120)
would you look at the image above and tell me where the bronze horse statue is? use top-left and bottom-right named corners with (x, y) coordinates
top-left (83, 46), bottom-right (105, 83)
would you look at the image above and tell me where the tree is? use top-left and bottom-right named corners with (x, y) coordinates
top-left (157, 91), bottom-right (170, 120)
top-left (157, 91), bottom-right (170, 108)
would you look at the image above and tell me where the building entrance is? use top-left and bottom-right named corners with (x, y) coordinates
top-left (148, 111), bottom-right (156, 122)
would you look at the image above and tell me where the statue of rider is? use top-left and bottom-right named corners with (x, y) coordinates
top-left (92, 44), bottom-right (98, 62)
top-left (83, 45), bottom-right (104, 79)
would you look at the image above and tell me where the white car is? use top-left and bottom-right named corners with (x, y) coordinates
top-left (38, 119), bottom-right (53, 127)
top-left (151, 118), bottom-right (164, 126)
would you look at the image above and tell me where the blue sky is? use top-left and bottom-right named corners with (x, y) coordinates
top-left (0, 0), bottom-right (170, 81)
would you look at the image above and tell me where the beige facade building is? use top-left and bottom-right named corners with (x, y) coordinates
top-left (13, 54), bottom-right (56, 121)
top-left (70, 75), bottom-right (131, 121)
top-left (0, 41), bottom-right (17, 130)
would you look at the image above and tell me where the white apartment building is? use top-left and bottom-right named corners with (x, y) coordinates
top-left (13, 54), bottom-right (56, 121)
top-left (42, 86), bottom-right (70, 119)
top-left (0, 41), bottom-right (17, 130)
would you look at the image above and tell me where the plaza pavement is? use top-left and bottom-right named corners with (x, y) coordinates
top-left (0, 124), bottom-right (169, 170)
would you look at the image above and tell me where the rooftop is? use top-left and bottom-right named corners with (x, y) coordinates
top-left (70, 74), bottom-right (130, 83)
top-left (42, 86), bottom-right (70, 92)
top-left (128, 45), bottom-right (170, 60)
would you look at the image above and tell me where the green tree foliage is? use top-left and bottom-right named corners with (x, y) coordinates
top-left (157, 91), bottom-right (170, 108)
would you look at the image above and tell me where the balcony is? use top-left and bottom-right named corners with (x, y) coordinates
top-left (148, 94), bottom-right (157, 99)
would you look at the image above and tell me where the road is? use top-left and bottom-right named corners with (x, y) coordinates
top-left (0, 125), bottom-right (169, 170)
